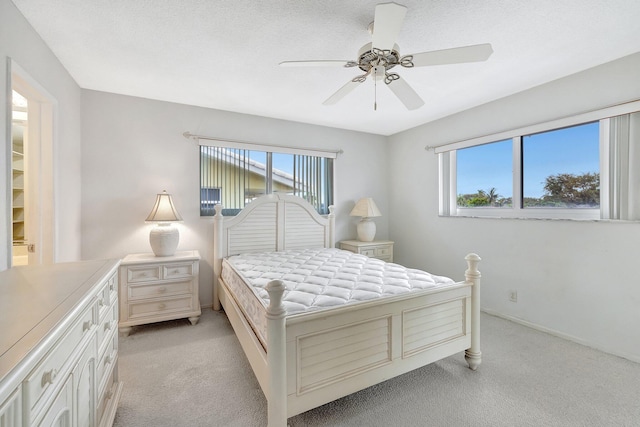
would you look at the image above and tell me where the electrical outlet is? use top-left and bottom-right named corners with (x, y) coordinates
top-left (509, 291), bottom-right (518, 302)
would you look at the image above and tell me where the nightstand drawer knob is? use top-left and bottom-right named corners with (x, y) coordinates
top-left (158, 287), bottom-right (167, 293)
top-left (158, 303), bottom-right (167, 310)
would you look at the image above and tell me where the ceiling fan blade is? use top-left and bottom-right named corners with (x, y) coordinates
top-left (279, 60), bottom-right (352, 67)
top-left (386, 76), bottom-right (425, 110)
top-left (371, 2), bottom-right (407, 51)
top-left (409, 43), bottom-right (494, 67)
top-left (323, 79), bottom-right (362, 105)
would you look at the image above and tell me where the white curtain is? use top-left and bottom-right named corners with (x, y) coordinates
top-left (608, 112), bottom-right (640, 220)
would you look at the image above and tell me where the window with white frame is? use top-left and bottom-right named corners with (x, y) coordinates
top-left (438, 104), bottom-right (640, 220)
top-left (200, 144), bottom-right (335, 216)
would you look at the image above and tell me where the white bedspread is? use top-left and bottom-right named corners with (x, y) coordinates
top-left (221, 248), bottom-right (456, 346)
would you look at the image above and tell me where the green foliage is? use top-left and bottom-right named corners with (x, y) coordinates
top-left (457, 172), bottom-right (599, 209)
top-left (540, 172), bottom-right (599, 207)
top-left (457, 187), bottom-right (509, 207)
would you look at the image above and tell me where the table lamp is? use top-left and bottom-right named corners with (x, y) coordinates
top-left (349, 198), bottom-right (381, 242)
top-left (146, 190), bottom-right (183, 256)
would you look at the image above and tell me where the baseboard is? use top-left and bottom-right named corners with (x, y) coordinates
top-left (481, 309), bottom-right (640, 364)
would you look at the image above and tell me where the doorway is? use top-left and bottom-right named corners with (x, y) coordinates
top-left (9, 60), bottom-right (56, 266)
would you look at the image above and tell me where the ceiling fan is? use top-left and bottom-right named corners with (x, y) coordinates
top-left (280, 2), bottom-right (493, 110)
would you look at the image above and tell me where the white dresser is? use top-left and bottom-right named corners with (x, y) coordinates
top-left (0, 259), bottom-right (122, 427)
top-left (118, 251), bottom-right (201, 336)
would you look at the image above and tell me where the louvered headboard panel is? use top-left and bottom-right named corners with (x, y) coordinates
top-left (227, 202), bottom-right (278, 255)
top-left (283, 202), bottom-right (328, 250)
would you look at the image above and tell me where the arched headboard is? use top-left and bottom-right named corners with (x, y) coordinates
top-left (212, 194), bottom-right (335, 310)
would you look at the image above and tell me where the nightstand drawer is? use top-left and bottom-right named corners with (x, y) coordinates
top-left (163, 262), bottom-right (195, 279)
top-left (375, 247), bottom-right (392, 257)
top-left (128, 281), bottom-right (193, 300)
top-left (360, 249), bottom-right (376, 257)
top-left (128, 296), bottom-right (193, 319)
top-left (126, 265), bottom-right (162, 283)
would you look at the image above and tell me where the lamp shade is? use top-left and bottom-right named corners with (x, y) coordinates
top-left (146, 191), bottom-right (182, 257)
top-left (146, 190), bottom-right (183, 222)
top-left (349, 198), bottom-right (381, 218)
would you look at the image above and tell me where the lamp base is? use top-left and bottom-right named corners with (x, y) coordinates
top-left (149, 223), bottom-right (179, 256)
top-left (356, 218), bottom-right (376, 242)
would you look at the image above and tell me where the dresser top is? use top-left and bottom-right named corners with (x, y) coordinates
top-left (120, 250), bottom-right (200, 265)
top-left (0, 259), bottom-right (120, 384)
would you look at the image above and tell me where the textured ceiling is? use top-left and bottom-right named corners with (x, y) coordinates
top-left (11, 0), bottom-right (640, 135)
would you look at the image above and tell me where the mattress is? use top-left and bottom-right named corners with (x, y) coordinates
top-left (221, 248), bottom-right (456, 347)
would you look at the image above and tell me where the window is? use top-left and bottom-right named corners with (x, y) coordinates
top-left (457, 139), bottom-right (512, 208)
top-left (522, 122), bottom-right (600, 208)
top-left (438, 103), bottom-right (640, 220)
top-left (200, 145), bottom-right (334, 216)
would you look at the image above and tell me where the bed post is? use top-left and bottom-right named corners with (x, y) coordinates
top-left (328, 205), bottom-right (335, 248)
top-left (266, 280), bottom-right (287, 427)
top-left (464, 253), bottom-right (482, 370)
top-left (213, 205), bottom-right (224, 311)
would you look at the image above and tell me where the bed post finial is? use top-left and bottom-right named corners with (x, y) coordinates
top-left (213, 205), bottom-right (224, 311)
top-left (464, 253), bottom-right (482, 370)
top-left (266, 280), bottom-right (287, 427)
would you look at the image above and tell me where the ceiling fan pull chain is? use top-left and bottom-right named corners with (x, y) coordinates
top-left (374, 76), bottom-right (378, 111)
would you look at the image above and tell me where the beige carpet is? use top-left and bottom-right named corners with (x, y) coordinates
top-left (113, 310), bottom-right (640, 426)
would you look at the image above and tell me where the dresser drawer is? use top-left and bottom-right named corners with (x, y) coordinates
top-left (96, 301), bottom-right (118, 355)
top-left (24, 303), bottom-right (94, 419)
top-left (98, 272), bottom-right (117, 308)
top-left (97, 331), bottom-right (118, 394)
top-left (97, 366), bottom-right (119, 427)
top-left (35, 374), bottom-right (72, 427)
top-left (126, 265), bottom-right (162, 283)
top-left (163, 262), bottom-right (195, 280)
top-left (128, 296), bottom-right (193, 319)
top-left (128, 280), bottom-right (193, 301)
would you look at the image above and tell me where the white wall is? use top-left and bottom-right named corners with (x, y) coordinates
top-left (0, 0), bottom-right (83, 270)
top-left (80, 90), bottom-right (388, 308)
top-left (388, 52), bottom-right (640, 362)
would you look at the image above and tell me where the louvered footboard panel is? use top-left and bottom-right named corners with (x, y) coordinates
top-left (402, 298), bottom-right (466, 358)
top-left (296, 316), bottom-right (392, 394)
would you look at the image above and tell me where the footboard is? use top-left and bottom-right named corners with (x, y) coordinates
top-left (263, 253), bottom-right (482, 426)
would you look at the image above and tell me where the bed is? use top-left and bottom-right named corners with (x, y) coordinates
top-left (212, 194), bottom-right (481, 427)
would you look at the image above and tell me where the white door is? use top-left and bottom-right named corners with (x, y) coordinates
top-left (10, 61), bottom-right (55, 266)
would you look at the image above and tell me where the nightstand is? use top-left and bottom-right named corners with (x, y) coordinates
top-left (339, 240), bottom-right (394, 262)
top-left (118, 250), bottom-right (201, 336)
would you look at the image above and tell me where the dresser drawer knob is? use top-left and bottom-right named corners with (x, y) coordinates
top-left (158, 303), bottom-right (167, 310)
top-left (41, 368), bottom-right (58, 386)
top-left (158, 287), bottom-right (167, 293)
top-left (98, 298), bottom-right (104, 307)
top-left (104, 321), bottom-right (112, 331)
top-left (82, 320), bottom-right (92, 332)
top-left (105, 355), bottom-right (112, 365)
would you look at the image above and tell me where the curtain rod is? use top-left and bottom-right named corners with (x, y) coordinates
top-left (183, 132), bottom-right (343, 158)
top-left (424, 99), bottom-right (640, 153)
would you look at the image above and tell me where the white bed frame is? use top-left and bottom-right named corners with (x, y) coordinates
top-left (212, 194), bottom-right (481, 427)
